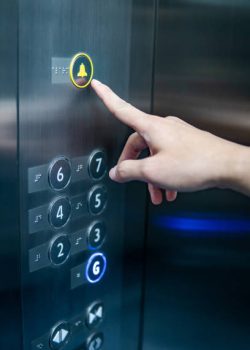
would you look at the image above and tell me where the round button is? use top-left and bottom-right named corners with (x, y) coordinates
top-left (50, 322), bottom-right (70, 350)
top-left (69, 52), bottom-right (94, 89)
top-left (49, 234), bottom-right (71, 266)
top-left (88, 186), bottom-right (107, 215)
top-left (86, 301), bottom-right (104, 329)
top-left (88, 150), bottom-right (107, 180)
top-left (49, 197), bottom-right (71, 228)
top-left (85, 253), bottom-right (107, 284)
top-left (86, 332), bottom-right (104, 350)
top-left (88, 221), bottom-right (106, 250)
top-left (49, 157), bottom-right (71, 191)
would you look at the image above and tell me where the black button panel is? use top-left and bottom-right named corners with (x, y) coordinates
top-left (28, 164), bottom-right (49, 194)
top-left (29, 205), bottom-right (50, 234)
top-left (86, 301), bottom-right (104, 330)
top-left (32, 335), bottom-right (50, 350)
top-left (70, 229), bottom-right (87, 255)
top-left (28, 151), bottom-right (108, 349)
top-left (29, 243), bottom-right (50, 273)
top-left (71, 156), bottom-right (89, 182)
top-left (28, 155), bottom-right (90, 194)
top-left (32, 302), bottom-right (105, 350)
top-left (71, 194), bottom-right (88, 220)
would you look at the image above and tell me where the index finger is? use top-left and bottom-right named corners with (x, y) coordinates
top-left (91, 79), bottom-right (150, 132)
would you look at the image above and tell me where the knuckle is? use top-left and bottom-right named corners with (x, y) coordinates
top-left (128, 132), bottom-right (137, 142)
top-left (140, 161), bottom-right (152, 180)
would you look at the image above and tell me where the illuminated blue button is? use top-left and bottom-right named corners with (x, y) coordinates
top-left (85, 253), bottom-right (107, 284)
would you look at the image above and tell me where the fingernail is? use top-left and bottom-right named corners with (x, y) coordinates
top-left (91, 79), bottom-right (102, 85)
top-left (109, 166), bottom-right (117, 180)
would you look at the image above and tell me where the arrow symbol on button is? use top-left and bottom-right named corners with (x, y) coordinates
top-left (53, 329), bottom-right (69, 344)
top-left (95, 306), bottom-right (103, 318)
top-left (89, 306), bottom-right (103, 324)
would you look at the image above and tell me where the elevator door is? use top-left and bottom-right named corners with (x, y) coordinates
top-left (18, 1), bottom-right (154, 349)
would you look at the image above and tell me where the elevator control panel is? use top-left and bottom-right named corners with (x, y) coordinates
top-left (28, 150), bottom-right (108, 349)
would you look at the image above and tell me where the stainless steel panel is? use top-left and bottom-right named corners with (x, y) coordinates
top-left (0, 0), bottom-right (22, 348)
top-left (18, 0), bottom-right (155, 349)
top-left (143, 1), bottom-right (250, 349)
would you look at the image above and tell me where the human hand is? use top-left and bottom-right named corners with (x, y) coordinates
top-left (91, 79), bottom-right (250, 203)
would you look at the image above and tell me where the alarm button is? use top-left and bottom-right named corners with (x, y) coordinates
top-left (88, 186), bottom-right (107, 215)
top-left (85, 253), bottom-right (107, 284)
top-left (49, 197), bottom-right (71, 228)
top-left (49, 234), bottom-right (71, 266)
top-left (49, 157), bottom-right (71, 191)
top-left (87, 222), bottom-right (106, 250)
top-left (69, 52), bottom-right (94, 89)
top-left (88, 150), bottom-right (107, 180)
top-left (50, 322), bottom-right (70, 350)
top-left (86, 301), bottom-right (104, 329)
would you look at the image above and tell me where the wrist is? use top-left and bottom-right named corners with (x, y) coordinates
top-left (217, 143), bottom-right (250, 195)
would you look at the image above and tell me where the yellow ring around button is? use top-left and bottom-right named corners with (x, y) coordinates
top-left (69, 52), bottom-right (94, 89)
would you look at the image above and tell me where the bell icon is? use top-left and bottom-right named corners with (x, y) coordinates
top-left (77, 63), bottom-right (88, 78)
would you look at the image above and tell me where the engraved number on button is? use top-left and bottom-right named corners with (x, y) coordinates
top-left (94, 193), bottom-right (101, 209)
top-left (57, 242), bottom-right (64, 258)
top-left (57, 167), bottom-right (64, 182)
top-left (57, 205), bottom-right (64, 220)
top-left (93, 261), bottom-right (100, 275)
top-left (95, 158), bottom-right (102, 173)
top-left (94, 228), bottom-right (101, 243)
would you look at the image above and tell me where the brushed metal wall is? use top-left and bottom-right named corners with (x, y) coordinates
top-left (143, 1), bottom-right (250, 349)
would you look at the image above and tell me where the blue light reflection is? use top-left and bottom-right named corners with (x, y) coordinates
top-left (154, 214), bottom-right (250, 237)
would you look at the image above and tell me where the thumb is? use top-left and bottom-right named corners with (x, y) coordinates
top-left (109, 159), bottom-right (150, 183)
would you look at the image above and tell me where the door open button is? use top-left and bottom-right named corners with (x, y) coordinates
top-left (50, 322), bottom-right (70, 350)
